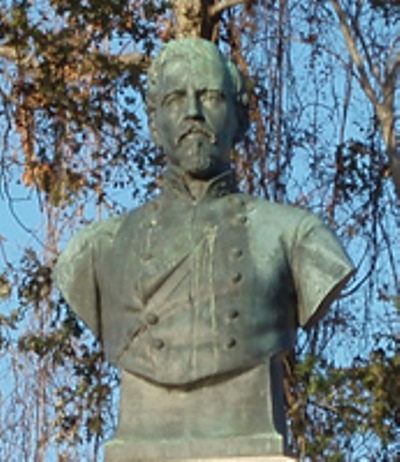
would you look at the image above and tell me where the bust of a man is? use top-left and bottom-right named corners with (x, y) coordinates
top-left (55, 39), bottom-right (354, 461)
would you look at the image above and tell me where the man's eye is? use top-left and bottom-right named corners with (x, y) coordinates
top-left (202, 91), bottom-right (225, 103)
top-left (163, 93), bottom-right (183, 107)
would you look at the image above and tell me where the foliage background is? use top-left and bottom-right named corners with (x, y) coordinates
top-left (0, 1), bottom-right (399, 460)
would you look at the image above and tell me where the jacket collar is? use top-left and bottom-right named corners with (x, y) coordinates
top-left (162, 167), bottom-right (239, 202)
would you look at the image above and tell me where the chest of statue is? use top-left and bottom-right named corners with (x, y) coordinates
top-left (98, 192), bottom-right (298, 385)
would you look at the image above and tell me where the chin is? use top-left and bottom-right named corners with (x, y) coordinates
top-left (180, 141), bottom-right (225, 178)
top-left (183, 154), bottom-right (220, 179)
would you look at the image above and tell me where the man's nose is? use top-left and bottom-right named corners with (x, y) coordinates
top-left (184, 93), bottom-right (204, 120)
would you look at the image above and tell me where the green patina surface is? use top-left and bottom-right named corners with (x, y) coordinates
top-left (54, 38), bottom-right (354, 461)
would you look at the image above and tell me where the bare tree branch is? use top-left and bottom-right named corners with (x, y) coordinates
top-left (348, 9), bottom-right (383, 87)
top-left (0, 44), bottom-right (37, 67)
top-left (330, 0), bottom-right (379, 108)
top-left (116, 53), bottom-right (151, 74)
top-left (209, 0), bottom-right (244, 17)
top-left (387, 50), bottom-right (400, 84)
top-left (331, 0), bottom-right (400, 196)
top-left (0, 43), bottom-right (150, 78)
top-left (0, 45), bottom-right (17, 61)
top-left (385, 36), bottom-right (400, 83)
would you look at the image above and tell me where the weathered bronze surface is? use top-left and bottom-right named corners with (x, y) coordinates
top-left (54, 38), bottom-right (354, 461)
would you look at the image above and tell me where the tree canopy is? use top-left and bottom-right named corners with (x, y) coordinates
top-left (0, 1), bottom-right (399, 460)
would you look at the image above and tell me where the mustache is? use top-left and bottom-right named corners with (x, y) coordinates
top-left (177, 125), bottom-right (217, 145)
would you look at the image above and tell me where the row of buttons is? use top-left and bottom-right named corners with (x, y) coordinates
top-left (145, 305), bottom-right (240, 351)
top-left (226, 182), bottom-right (246, 345)
top-left (150, 337), bottom-right (238, 351)
top-left (140, 195), bottom-right (247, 354)
top-left (138, 194), bottom-right (248, 263)
top-left (144, 308), bottom-right (239, 326)
top-left (140, 244), bottom-right (244, 265)
top-left (142, 213), bottom-right (247, 230)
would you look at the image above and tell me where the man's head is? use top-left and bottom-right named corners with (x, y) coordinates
top-left (147, 38), bottom-right (249, 179)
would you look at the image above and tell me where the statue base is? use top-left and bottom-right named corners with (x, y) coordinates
top-left (105, 440), bottom-right (297, 461)
top-left (105, 360), bottom-right (296, 461)
top-left (105, 454), bottom-right (295, 462)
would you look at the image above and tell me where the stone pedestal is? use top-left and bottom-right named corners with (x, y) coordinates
top-left (105, 361), bottom-right (297, 462)
top-left (105, 456), bottom-right (295, 462)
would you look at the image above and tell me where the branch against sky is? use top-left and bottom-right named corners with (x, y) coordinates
top-left (209, 0), bottom-right (245, 17)
top-left (331, 0), bottom-right (400, 197)
top-left (0, 0), bottom-right (247, 76)
top-left (0, 44), bottom-right (38, 68)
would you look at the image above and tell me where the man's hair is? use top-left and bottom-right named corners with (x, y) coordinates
top-left (147, 38), bottom-right (250, 143)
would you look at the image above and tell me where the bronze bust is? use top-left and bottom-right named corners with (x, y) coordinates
top-left (54, 38), bottom-right (354, 461)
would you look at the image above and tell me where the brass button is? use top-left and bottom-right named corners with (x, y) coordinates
top-left (226, 338), bottom-right (237, 349)
top-left (232, 272), bottom-right (243, 283)
top-left (229, 196), bottom-right (246, 207)
top-left (145, 313), bottom-right (159, 325)
top-left (235, 215), bottom-right (247, 225)
top-left (152, 338), bottom-right (165, 350)
top-left (228, 310), bottom-right (239, 320)
top-left (231, 248), bottom-right (243, 259)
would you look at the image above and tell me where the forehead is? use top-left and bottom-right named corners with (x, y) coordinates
top-left (158, 54), bottom-right (229, 94)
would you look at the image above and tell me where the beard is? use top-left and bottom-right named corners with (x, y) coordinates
top-left (172, 132), bottom-right (227, 179)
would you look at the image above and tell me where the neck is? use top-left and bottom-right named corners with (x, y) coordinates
top-left (181, 173), bottom-right (210, 201)
top-left (163, 165), bottom-right (238, 202)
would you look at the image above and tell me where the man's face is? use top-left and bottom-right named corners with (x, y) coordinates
top-left (153, 54), bottom-right (238, 178)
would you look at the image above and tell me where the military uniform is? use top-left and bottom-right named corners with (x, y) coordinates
top-left (54, 169), bottom-right (354, 459)
top-left (55, 169), bottom-right (353, 384)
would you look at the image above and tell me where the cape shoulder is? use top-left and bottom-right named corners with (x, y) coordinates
top-left (56, 215), bottom-right (125, 272)
top-left (248, 197), bottom-right (355, 326)
top-left (53, 215), bottom-right (126, 335)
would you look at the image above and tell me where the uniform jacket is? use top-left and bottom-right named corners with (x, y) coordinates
top-left (54, 169), bottom-right (354, 386)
